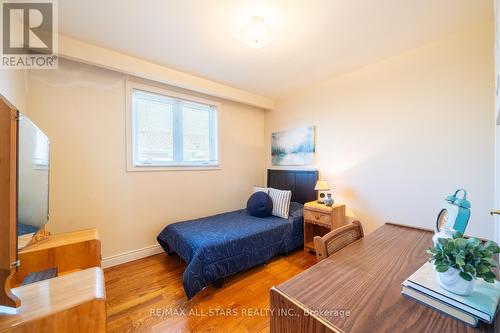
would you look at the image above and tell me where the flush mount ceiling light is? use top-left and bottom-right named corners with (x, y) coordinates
top-left (240, 16), bottom-right (273, 49)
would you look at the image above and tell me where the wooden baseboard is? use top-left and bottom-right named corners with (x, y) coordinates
top-left (102, 244), bottom-right (163, 268)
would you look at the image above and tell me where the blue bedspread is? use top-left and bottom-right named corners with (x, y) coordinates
top-left (157, 202), bottom-right (304, 299)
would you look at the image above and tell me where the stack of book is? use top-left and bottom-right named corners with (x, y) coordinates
top-left (401, 262), bottom-right (500, 327)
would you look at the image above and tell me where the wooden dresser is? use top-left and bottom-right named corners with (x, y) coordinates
top-left (270, 223), bottom-right (499, 333)
top-left (303, 201), bottom-right (346, 253)
top-left (1, 268), bottom-right (106, 333)
top-left (14, 229), bottom-right (101, 286)
top-left (0, 229), bottom-right (106, 333)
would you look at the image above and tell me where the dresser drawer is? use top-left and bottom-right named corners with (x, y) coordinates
top-left (304, 209), bottom-right (331, 226)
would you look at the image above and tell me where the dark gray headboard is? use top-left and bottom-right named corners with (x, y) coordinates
top-left (267, 169), bottom-right (318, 204)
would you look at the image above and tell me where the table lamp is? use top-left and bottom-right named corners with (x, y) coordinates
top-left (314, 180), bottom-right (330, 204)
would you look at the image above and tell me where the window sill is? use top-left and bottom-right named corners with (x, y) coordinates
top-left (126, 164), bottom-right (222, 172)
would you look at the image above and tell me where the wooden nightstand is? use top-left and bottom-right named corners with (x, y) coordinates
top-left (303, 201), bottom-right (346, 253)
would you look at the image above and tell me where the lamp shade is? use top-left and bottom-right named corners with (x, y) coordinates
top-left (314, 180), bottom-right (330, 191)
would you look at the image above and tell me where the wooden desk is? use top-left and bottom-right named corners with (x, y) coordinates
top-left (270, 223), bottom-right (499, 332)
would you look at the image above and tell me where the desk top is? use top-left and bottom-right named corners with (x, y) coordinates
top-left (274, 223), bottom-right (499, 332)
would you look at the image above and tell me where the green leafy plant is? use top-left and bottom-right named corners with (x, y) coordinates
top-left (427, 232), bottom-right (500, 283)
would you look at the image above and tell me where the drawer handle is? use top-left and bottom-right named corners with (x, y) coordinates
top-left (315, 215), bottom-right (320, 220)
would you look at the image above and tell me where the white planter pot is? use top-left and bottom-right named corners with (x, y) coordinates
top-left (436, 267), bottom-right (475, 296)
top-left (432, 227), bottom-right (455, 247)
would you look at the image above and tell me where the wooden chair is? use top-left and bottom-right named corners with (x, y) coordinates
top-left (313, 218), bottom-right (364, 261)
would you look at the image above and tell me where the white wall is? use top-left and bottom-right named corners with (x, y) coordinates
top-left (495, 0), bottom-right (500, 244)
top-left (266, 22), bottom-right (495, 239)
top-left (27, 59), bottom-right (266, 258)
top-left (0, 69), bottom-right (28, 114)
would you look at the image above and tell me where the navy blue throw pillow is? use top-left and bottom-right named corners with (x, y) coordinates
top-left (247, 192), bottom-right (273, 217)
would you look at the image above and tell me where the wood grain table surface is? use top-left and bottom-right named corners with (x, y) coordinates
top-left (273, 223), bottom-right (499, 333)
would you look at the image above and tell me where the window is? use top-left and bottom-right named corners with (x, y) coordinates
top-left (130, 88), bottom-right (219, 168)
top-left (33, 129), bottom-right (49, 168)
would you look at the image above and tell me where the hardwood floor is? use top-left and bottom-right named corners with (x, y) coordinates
top-left (105, 250), bottom-right (316, 333)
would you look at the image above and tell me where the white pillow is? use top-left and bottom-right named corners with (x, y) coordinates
top-left (268, 187), bottom-right (292, 219)
top-left (253, 186), bottom-right (269, 194)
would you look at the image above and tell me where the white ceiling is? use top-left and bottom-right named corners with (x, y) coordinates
top-left (59, 0), bottom-right (492, 99)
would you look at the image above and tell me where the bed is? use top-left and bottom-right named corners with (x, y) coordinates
top-left (156, 169), bottom-right (318, 299)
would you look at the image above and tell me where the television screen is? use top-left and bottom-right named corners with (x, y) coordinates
top-left (17, 114), bottom-right (50, 238)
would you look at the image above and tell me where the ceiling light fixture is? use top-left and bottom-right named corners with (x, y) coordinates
top-left (240, 16), bottom-right (272, 49)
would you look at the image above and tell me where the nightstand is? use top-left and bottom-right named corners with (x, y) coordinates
top-left (303, 201), bottom-right (346, 253)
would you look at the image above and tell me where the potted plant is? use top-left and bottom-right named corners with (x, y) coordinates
top-left (427, 232), bottom-right (500, 296)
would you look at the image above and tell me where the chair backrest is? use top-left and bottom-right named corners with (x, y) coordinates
top-left (314, 219), bottom-right (364, 261)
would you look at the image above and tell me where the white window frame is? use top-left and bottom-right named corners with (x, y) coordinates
top-left (126, 80), bottom-right (221, 172)
top-left (32, 129), bottom-right (50, 169)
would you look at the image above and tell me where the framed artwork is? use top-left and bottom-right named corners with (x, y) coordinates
top-left (271, 126), bottom-right (315, 166)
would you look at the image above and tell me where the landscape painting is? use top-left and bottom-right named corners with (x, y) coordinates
top-left (271, 126), bottom-right (315, 166)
